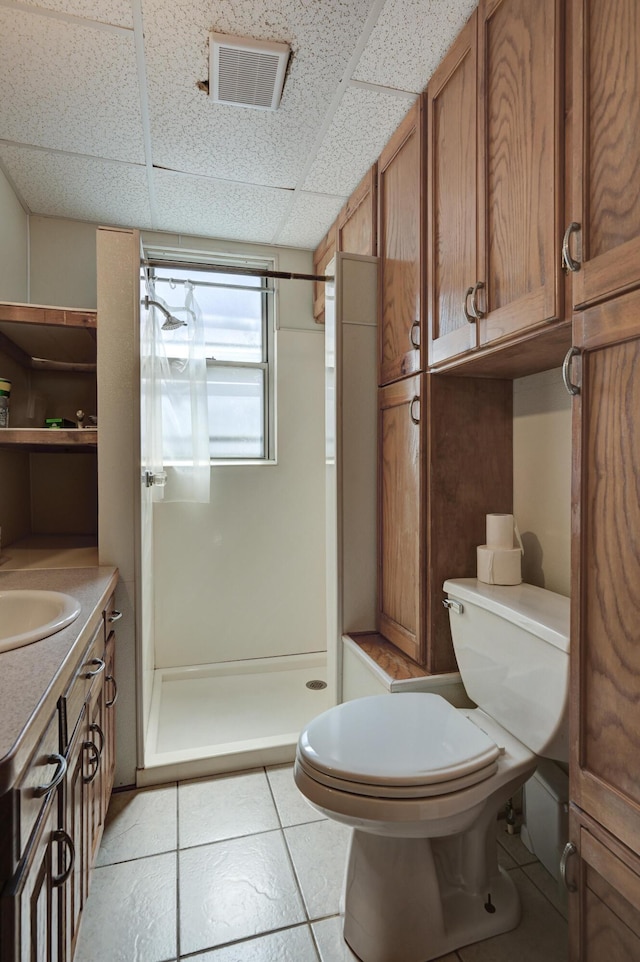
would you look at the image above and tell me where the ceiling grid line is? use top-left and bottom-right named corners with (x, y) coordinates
top-left (0, 0), bottom-right (131, 34)
top-left (131, 0), bottom-right (159, 227)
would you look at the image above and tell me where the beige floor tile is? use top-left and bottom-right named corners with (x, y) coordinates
top-left (523, 861), bottom-right (568, 920)
top-left (183, 924), bottom-right (319, 960)
top-left (178, 770), bottom-right (280, 849)
top-left (457, 868), bottom-right (567, 962)
top-left (496, 829), bottom-right (539, 867)
top-left (266, 764), bottom-right (326, 827)
top-left (179, 830), bottom-right (306, 956)
top-left (284, 819), bottom-right (351, 920)
top-left (74, 852), bottom-right (177, 962)
top-left (312, 917), bottom-right (460, 962)
top-left (96, 784), bottom-right (177, 866)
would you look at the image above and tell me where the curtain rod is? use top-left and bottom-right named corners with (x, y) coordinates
top-left (142, 258), bottom-right (334, 284)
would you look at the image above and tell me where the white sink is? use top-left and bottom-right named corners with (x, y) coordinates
top-left (0, 589), bottom-right (81, 653)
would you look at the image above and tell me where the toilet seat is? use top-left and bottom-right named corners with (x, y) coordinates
top-left (298, 693), bottom-right (502, 800)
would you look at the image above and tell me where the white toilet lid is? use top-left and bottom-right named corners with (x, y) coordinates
top-left (299, 693), bottom-right (501, 791)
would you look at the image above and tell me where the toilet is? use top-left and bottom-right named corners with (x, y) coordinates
top-left (294, 578), bottom-right (570, 962)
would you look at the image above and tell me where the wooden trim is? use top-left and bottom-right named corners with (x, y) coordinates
top-left (337, 164), bottom-right (377, 257)
top-left (0, 302), bottom-right (96, 330)
top-left (312, 223), bottom-right (337, 325)
top-left (574, 286), bottom-right (640, 351)
top-left (0, 429), bottom-right (97, 448)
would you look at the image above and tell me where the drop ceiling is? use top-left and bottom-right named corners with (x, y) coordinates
top-left (0, 0), bottom-right (475, 250)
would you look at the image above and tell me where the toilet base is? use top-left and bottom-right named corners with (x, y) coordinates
top-left (343, 820), bottom-right (520, 962)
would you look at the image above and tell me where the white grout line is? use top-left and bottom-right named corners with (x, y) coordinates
top-left (131, 0), bottom-right (160, 227)
top-left (0, 0), bottom-right (133, 34)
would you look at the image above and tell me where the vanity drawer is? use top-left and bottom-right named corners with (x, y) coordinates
top-left (16, 708), bottom-right (62, 860)
top-left (60, 621), bottom-right (105, 751)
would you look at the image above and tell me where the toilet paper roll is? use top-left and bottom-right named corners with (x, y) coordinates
top-left (477, 545), bottom-right (522, 585)
top-left (486, 513), bottom-right (516, 549)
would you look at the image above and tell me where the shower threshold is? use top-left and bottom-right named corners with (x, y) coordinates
top-left (138, 652), bottom-right (330, 787)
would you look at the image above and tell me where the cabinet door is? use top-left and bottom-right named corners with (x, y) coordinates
top-left (477, 0), bottom-right (563, 345)
top-left (569, 0), bottom-right (640, 310)
top-left (61, 709), bottom-right (85, 962)
top-left (568, 809), bottom-right (640, 961)
top-left (378, 375), bottom-right (425, 664)
top-left (427, 12), bottom-right (479, 366)
top-left (571, 287), bottom-right (640, 857)
top-left (337, 165), bottom-right (377, 257)
top-left (378, 99), bottom-right (425, 385)
top-left (84, 678), bottom-right (105, 876)
top-left (103, 632), bottom-right (117, 806)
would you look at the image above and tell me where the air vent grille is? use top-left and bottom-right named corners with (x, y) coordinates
top-left (210, 33), bottom-right (290, 111)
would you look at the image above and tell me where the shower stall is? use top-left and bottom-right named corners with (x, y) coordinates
top-left (135, 244), bottom-right (332, 785)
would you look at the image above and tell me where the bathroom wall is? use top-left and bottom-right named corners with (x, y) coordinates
top-left (29, 216), bottom-right (97, 308)
top-left (145, 232), bottom-right (326, 668)
top-left (0, 166), bottom-right (28, 302)
top-left (513, 368), bottom-right (572, 597)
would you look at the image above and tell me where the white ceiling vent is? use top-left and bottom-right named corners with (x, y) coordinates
top-left (209, 33), bottom-right (291, 111)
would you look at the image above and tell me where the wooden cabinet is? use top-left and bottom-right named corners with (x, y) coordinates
top-left (378, 99), bottom-right (425, 386)
top-left (427, 0), bottom-right (570, 376)
top-left (336, 166), bottom-right (377, 258)
top-left (568, 0), bottom-right (640, 311)
top-left (378, 372), bottom-right (512, 670)
top-left (427, 11), bottom-right (479, 367)
top-left (1, 598), bottom-right (118, 962)
top-left (568, 809), bottom-right (640, 961)
top-left (566, 286), bottom-right (640, 957)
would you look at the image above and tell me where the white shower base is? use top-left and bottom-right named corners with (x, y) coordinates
top-left (138, 652), bottom-right (330, 786)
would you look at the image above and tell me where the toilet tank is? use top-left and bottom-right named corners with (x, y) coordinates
top-left (443, 579), bottom-right (570, 762)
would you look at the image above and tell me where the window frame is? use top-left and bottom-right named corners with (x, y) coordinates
top-left (142, 251), bottom-right (277, 465)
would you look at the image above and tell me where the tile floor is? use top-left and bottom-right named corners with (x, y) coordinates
top-left (75, 765), bottom-right (568, 962)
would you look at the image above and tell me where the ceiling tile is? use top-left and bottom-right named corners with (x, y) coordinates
top-left (353, 0), bottom-right (476, 93)
top-left (0, 7), bottom-right (144, 163)
top-left (302, 87), bottom-right (415, 196)
top-left (141, 0), bottom-right (375, 188)
top-left (152, 169), bottom-right (294, 244)
top-left (0, 146), bottom-right (153, 227)
top-left (16, 0), bottom-right (133, 28)
top-left (274, 192), bottom-right (346, 250)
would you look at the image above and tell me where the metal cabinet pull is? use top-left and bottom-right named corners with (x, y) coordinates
top-left (471, 281), bottom-right (486, 320)
top-left (410, 319), bottom-right (421, 349)
top-left (562, 222), bottom-right (581, 273)
top-left (562, 347), bottom-right (581, 396)
top-left (464, 286), bottom-right (477, 324)
top-left (33, 753), bottom-right (67, 798)
top-left (51, 830), bottom-right (75, 886)
top-left (560, 841), bottom-right (577, 892)
top-left (89, 722), bottom-right (105, 757)
top-left (82, 741), bottom-right (101, 783)
top-left (84, 657), bottom-right (105, 679)
top-left (409, 396), bottom-right (420, 424)
top-left (105, 674), bottom-right (118, 708)
top-left (108, 610), bottom-right (123, 623)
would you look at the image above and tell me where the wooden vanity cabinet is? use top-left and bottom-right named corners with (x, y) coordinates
top-left (313, 225), bottom-right (337, 326)
top-left (566, 287), bottom-right (640, 958)
top-left (378, 98), bottom-right (425, 386)
top-left (568, 0), bottom-right (640, 311)
top-left (1, 599), bottom-right (117, 962)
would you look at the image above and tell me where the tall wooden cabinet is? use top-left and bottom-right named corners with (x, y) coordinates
top-left (378, 99), bottom-right (425, 386)
top-left (568, 0), bottom-right (640, 311)
top-left (566, 286), bottom-right (640, 958)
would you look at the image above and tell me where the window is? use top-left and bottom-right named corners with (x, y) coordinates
top-left (144, 261), bottom-right (275, 462)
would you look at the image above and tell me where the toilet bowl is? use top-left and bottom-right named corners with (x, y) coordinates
top-left (294, 578), bottom-right (570, 962)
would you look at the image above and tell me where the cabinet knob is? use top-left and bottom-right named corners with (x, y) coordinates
top-left (409, 396), bottom-right (420, 424)
top-left (82, 740), bottom-right (101, 783)
top-left (410, 319), bottom-right (421, 349)
top-left (560, 841), bottom-right (577, 892)
top-left (105, 674), bottom-right (118, 708)
top-left (470, 281), bottom-right (486, 320)
top-left (84, 657), bottom-right (105, 679)
top-left (108, 610), bottom-right (123, 623)
top-left (562, 222), bottom-right (581, 273)
top-left (562, 347), bottom-right (580, 396)
top-left (464, 286), bottom-right (477, 324)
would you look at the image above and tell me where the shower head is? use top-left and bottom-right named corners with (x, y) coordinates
top-left (143, 295), bottom-right (188, 330)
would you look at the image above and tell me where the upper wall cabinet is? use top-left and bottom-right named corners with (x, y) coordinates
top-left (477, 0), bottom-right (564, 346)
top-left (427, 12), bottom-right (479, 367)
top-left (568, 0), bottom-right (640, 311)
top-left (378, 99), bottom-right (425, 386)
top-left (337, 165), bottom-right (377, 258)
top-left (428, 0), bottom-right (569, 376)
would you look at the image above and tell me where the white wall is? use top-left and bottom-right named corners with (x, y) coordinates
top-left (0, 166), bottom-right (28, 302)
top-left (29, 216), bottom-right (97, 308)
top-left (148, 236), bottom-right (326, 668)
top-left (513, 368), bottom-right (572, 597)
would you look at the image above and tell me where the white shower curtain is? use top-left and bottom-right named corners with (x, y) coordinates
top-left (141, 279), bottom-right (211, 503)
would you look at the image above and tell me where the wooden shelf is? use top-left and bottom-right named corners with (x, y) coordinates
top-left (0, 428), bottom-right (97, 450)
